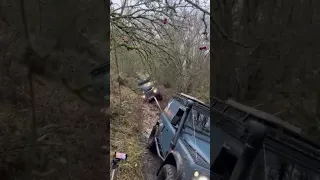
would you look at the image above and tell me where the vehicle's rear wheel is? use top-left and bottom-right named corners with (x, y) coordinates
top-left (157, 164), bottom-right (177, 180)
top-left (147, 125), bottom-right (158, 154)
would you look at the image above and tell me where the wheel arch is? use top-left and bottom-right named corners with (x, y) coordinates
top-left (157, 151), bottom-right (184, 180)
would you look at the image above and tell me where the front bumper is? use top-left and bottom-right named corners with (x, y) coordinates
top-left (142, 92), bottom-right (160, 102)
top-left (183, 170), bottom-right (210, 180)
top-left (142, 94), bottom-right (155, 101)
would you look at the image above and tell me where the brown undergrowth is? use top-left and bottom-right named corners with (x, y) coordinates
top-left (110, 71), bottom-right (144, 180)
top-left (0, 29), bottom-right (109, 179)
top-left (0, 73), bottom-right (109, 179)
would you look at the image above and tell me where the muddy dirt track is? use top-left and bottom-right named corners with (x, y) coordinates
top-left (141, 98), bottom-right (168, 180)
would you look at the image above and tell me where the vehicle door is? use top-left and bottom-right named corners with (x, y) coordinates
top-left (181, 105), bottom-right (211, 164)
top-left (159, 98), bottom-right (185, 157)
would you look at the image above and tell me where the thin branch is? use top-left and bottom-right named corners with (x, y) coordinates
top-left (184, 0), bottom-right (210, 15)
top-left (120, 0), bottom-right (127, 16)
top-left (111, 25), bottom-right (122, 111)
top-left (212, 18), bottom-right (251, 48)
top-left (20, 0), bottom-right (37, 177)
top-left (38, 0), bottom-right (42, 32)
top-left (184, 0), bottom-right (250, 48)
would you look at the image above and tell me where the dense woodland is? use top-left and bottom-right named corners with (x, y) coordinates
top-left (109, 0), bottom-right (210, 179)
top-left (0, 0), bottom-right (210, 179)
top-left (212, 0), bottom-right (320, 139)
top-left (0, 0), bottom-right (109, 179)
top-left (3, 0), bottom-right (319, 179)
top-left (110, 0), bottom-right (210, 102)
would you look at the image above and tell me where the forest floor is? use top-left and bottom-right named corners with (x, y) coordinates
top-left (110, 72), bottom-right (170, 180)
top-left (1, 24), bottom-right (110, 179)
top-left (0, 72), bottom-right (109, 180)
top-left (140, 94), bottom-right (168, 180)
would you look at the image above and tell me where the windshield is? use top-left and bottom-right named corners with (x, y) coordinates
top-left (247, 148), bottom-right (320, 180)
top-left (144, 81), bottom-right (153, 87)
top-left (138, 78), bottom-right (151, 85)
top-left (185, 108), bottom-right (210, 137)
top-left (140, 81), bottom-right (153, 88)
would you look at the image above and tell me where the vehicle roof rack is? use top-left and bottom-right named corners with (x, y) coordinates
top-left (179, 93), bottom-right (205, 104)
top-left (176, 93), bottom-right (209, 108)
top-left (225, 99), bottom-right (301, 134)
top-left (211, 96), bottom-right (320, 157)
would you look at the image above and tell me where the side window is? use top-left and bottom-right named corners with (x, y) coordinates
top-left (164, 99), bottom-right (184, 124)
top-left (185, 107), bottom-right (210, 136)
top-left (203, 117), bottom-right (210, 131)
top-left (164, 99), bottom-right (176, 120)
top-left (171, 108), bottom-right (184, 126)
top-left (164, 99), bottom-right (173, 113)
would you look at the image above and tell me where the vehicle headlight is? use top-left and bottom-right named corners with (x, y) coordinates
top-left (193, 171), bottom-right (209, 180)
top-left (153, 88), bottom-right (158, 93)
top-left (194, 171), bottom-right (199, 177)
top-left (198, 176), bottom-right (209, 180)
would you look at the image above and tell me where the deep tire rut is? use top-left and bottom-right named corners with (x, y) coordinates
top-left (140, 101), bottom-right (163, 180)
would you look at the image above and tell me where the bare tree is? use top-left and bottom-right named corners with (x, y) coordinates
top-left (111, 0), bottom-right (210, 101)
top-left (212, 0), bottom-right (320, 137)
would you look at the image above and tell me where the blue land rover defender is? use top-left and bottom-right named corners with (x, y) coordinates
top-left (148, 92), bottom-right (320, 180)
top-left (147, 93), bottom-right (210, 180)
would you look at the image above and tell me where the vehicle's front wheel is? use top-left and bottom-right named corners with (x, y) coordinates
top-left (147, 125), bottom-right (158, 154)
top-left (156, 94), bottom-right (163, 101)
top-left (157, 164), bottom-right (177, 180)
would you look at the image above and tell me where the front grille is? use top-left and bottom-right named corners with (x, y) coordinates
top-left (145, 87), bottom-right (152, 92)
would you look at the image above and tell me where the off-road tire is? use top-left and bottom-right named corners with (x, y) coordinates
top-left (147, 125), bottom-right (158, 154)
top-left (157, 164), bottom-right (177, 180)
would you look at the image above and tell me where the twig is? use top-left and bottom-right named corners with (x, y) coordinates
top-left (37, 0), bottom-right (42, 32)
top-left (32, 169), bottom-right (56, 177)
top-left (28, 71), bottom-right (37, 152)
top-left (37, 124), bottom-right (69, 142)
top-left (254, 103), bottom-right (264, 108)
top-left (111, 25), bottom-right (122, 112)
top-left (184, 0), bottom-right (250, 48)
top-left (20, 0), bottom-right (37, 177)
top-left (184, 0), bottom-right (210, 15)
top-left (120, 0), bottom-right (127, 16)
top-left (212, 19), bottom-right (250, 48)
top-left (201, 12), bottom-right (209, 40)
top-left (273, 110), bottom-right (286, 116)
